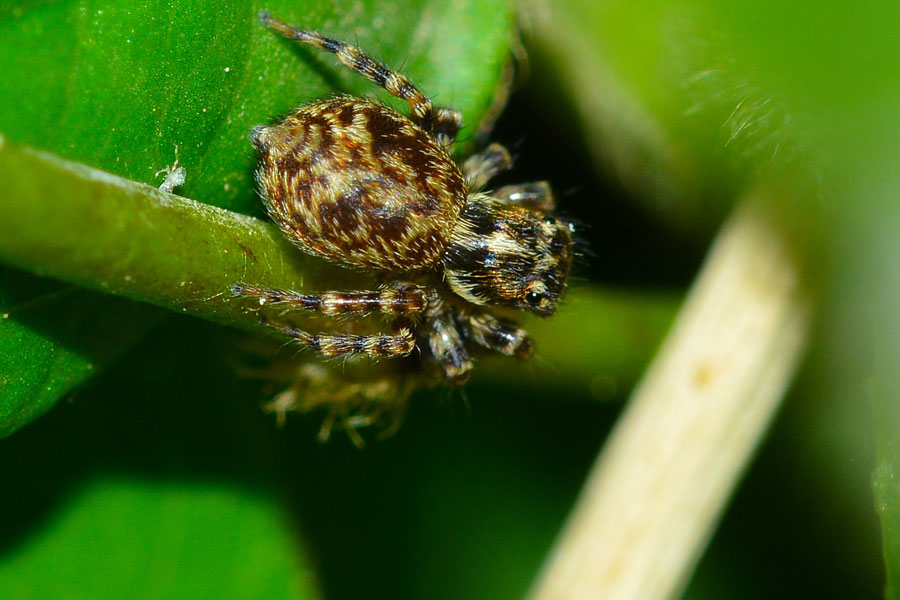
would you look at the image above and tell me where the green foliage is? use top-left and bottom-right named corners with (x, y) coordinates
top-left (0, 324), bottom-right (322, 598)
top-left (15, 0), bottom-right (894, 596)
top-left (0, 0), bottom-right (514, 435)
top-left (527, 0), bottom-right (900, 596)
top-left (0, 268), bottom-right (161, 437)
top-left (1, 0), bottom-right (509, 210)
top-left (0, 140), bottom-right (675, 435)
top-left (0, 1), bottom-right (678, 597)
top-left (0, 478), bottom-right (315, 599)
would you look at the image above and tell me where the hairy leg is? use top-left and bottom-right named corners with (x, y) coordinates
top-left (426, 305), bottom-right (473, 383)
top-left (260, 11), bottom-right (461, 147)
top-left (461, 311), bottom-right (533, 358)
top-left (461, 143), bottom-right (512, 191)
top-left (262, 317), bottom-right (416, 359)
top-left (493, 181), bottom-right (556, 212)
top-left (232, 281), bottom-right (428, 316)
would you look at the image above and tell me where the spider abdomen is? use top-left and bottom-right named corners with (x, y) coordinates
top-left (252, 96), bottom-right (467, 271)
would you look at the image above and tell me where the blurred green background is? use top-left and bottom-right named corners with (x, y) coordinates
top-left (2, 0), bottom-right (898, 598)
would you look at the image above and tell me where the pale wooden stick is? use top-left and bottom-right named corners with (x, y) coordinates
top-left (529, 199), bottom-right (811, 600)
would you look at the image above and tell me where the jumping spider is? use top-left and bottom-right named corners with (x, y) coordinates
top-left (235, 11), bottom-right (575, 384)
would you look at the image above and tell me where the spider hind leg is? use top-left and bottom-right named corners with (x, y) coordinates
top-left (462, 143), bottom-right (556, 211)
top-left (259, 11), bottom-right (462, 147)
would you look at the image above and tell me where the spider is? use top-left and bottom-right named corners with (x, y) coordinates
top-left (235, 11), bottom-right (575, 385)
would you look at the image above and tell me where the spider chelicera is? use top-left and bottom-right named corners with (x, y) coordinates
top-left (234, 11), bottom-right (575, 385)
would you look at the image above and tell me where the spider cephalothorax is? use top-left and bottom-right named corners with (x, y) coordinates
top-left (444, 194), bottom-right (574, 316)
top-left (237, 11), bottom-right (574, 385)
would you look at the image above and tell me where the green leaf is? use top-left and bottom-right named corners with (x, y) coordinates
top-left (0, 268), bottom-right (162, 437)
top-left (0, 476), bottom-right (318, 599)
top-left (0, 0), bottom-right (515, 434)
top-left (1, 316), bottom-right (320, 599)
top-left (529, 0), bottom-right (900, 594)
top-left (1, 0), bottom-right (513, 209)
top-left (0, 142), bottom-right (339, 330)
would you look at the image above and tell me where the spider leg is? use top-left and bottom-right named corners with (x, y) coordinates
top-left (426, 304), bottom-right (473, 383)
top-left (462, 143), bottom-right (512, 191)
top-left (231, 281), bottom-right (428, 316)
top-left (492, 181), bottom-right (556, 212)
top-left (259, 11), bottom-right (461, 147)
top-left (263, 317), bottom-right (417, 359)
top-left (461, 311), bottom-right (533, 359)
top-left (462, 143), bottom-right (556, 211)
top-left (430, 107), bottom-right (464, 150)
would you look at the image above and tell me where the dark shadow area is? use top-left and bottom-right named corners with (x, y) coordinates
top-left (686, 359), bottom-right (884, 600)
top-left (0, 312), bottom-right (616, 599)
top-left (276, 377), bottom-right (614, 599)
top-left (0, 267), bottom-right (164, 368)
top-left (487, 65), bottom-right (707, 290)
top-left (0, 315), bottom-right (284, 556)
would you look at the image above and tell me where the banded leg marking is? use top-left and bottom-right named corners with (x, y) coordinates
top-left (265, 318), bottom-right (416, 358)
top-left (493, 181), bottom-right (556, 212)
top-left (464, 312), bottom-right (533, 359)
top-left (259, 11), bottom-right (461, 146)
top-left (427, 309), bottom-right (472, 383)
top-left (232, 282), bottom-right (428, 316)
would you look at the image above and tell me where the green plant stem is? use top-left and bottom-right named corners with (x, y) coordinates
top-left (0, 139), bottom-right (678, 393)
top-left (0, 138), bottom-right (350, 332)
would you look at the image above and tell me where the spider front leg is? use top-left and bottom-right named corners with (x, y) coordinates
top-left (425, 303), bottom-right (473, 383)
top-left (462, 143), bottom-right (512, 191)
top-left (232, 281), bottom-right (428, 359)
top-left (492, 181), bottom-right (556, 212)
top-left (463, 143), bottom-right (556, 211)
top-left (460, 311), bottom-right (533, 359)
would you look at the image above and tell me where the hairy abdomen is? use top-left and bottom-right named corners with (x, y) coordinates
top-left (252, 96), bottom-right (466, 271)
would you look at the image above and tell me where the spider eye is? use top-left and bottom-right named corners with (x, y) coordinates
top-left (525, 291), bottom-right (543, 307)
top-left (541, 216), bottom-right (555, 225)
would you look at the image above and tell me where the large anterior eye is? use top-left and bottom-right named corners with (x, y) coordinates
top-left (525, 291), bottom-right (543, 308)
